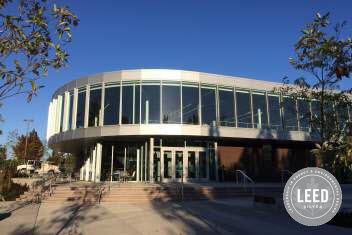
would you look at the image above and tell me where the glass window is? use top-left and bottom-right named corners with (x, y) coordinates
top-left (188, 151), bottom-right (196, 178)
top-left (60, 95), bottom-right (65, 132)
top-left (88, 86), bottom-right (101, 127)
top-left (162, 83), bottom-right (181, 124)
top-left (336, 103), bottom-right (349, 130)
top-left (68, 91), bottom-right (74, 130)
top-left (268, 95), bottom-right (282, 129)
top-left (182, 84), bottom-right (199, 125)
top-left (104, 85), bottom-right (120, 125)
top-left (122, 85), bottom-right (133, 124)
top-left (164, 151), bottom-right (172, 178)
top-left (236, 90), bottom-right (252, 128)
top-left (298, 99), bottom-right (310, 131)
top-left (199, 151), bottom-right (207, 178)
top-left (175, 151), bottom-right (183, 178)
top-left (76, 88), bottom-right (86, 128)
top-left (201, 86), bottom-right (216, 125)
top-left (283, 97), bottom-right (298, 131)
top-left (252, 92), bottom-right (268, 128)
top-left (142, 83), bottom-right (160, 124)
top-left (219, 89), bottom-right (235, 126)
top-left (135, 85), bottom-right (140, 124)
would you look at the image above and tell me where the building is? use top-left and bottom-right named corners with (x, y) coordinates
top-left (47, 69), bottom-right (332, 183)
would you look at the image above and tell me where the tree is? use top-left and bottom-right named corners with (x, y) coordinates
top-left (0, 0), bottom-right (79, 102)
top-left (275, 12), bottom-right (352, 179)
top-left (0, 145), bottom-right (6, 160)
top-left (12, 129), bottom-right (43, 161)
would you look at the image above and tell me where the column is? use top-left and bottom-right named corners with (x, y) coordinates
top-left (215, 142), bottom-right (219, 181)
top-left (172, 151), bottom-right (176, 181)
top-left (149, 138), bottom-right (154, 182)
top-left (183, 150), bottom-right (188, 181)
top-left (140, 145), bottom-right (144, 182)
top-left (91, 146), bottom-right (96, 182)
top-left (95, 143), bottom-right (102, 182)
top-left (160, 149), bottom-right (164, 182)
top-left (72, 88), bottom-right (78, 130)
top-left (84, 84), bottom-right (90, 128)
top-left (144, 141), bottom-right (148, 181)
top-left (136, 149), bottom-right (140, 182)
top-left (85, 154), bottom-right (90, 181)
top-left (206, 143), bottom-right (210, 180)
top-left (80, 165), bottom-right (83, 180)
top-left (195, 151), bottom-right (199, 179)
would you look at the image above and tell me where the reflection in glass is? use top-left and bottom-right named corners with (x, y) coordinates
top-left (60, 95), bottom-right (65, 132)
top-left (298, 100), bottom-right (310, 131)
top-left (201, 87), bottom-right (216, 125)
top-left (164, 151), bottom-right (172, 178)
top-left (188, 151), bottom-right (195, 178)
top-left (76, 89), bottom-right (86, 128)
top-left (175, 151), bottom-right (183, 178)
top-left (236, 91), bottom-right (252, 128)
top-left (162, 85), bottom-right (181, 123)
top-left (88, 87), bottom-right (101, 127)
top-left (252, 93), bottom-right (268, 128)
top-left (104, 86), bottom-right (120, 125)
top-left (219, 89), bottom-right (235, 126)
top-left (142, 84), bottom-right (160, 124)
top-left (182, 85), bottom-right (199, 124)
top-left (135, 85), bottom-right (140, 124)
top-left (284, 97), bottom-right (298, 131)
top-left (199, 151), bottom-right (206, 178)
top-left (268, 95), bottom-right (282, 129)
top-left (336, 103), bottom-right (349, 130)
top-left (68, 92), bottom-right (74, 130)
top-left (122, 85), bottom-right (133, 124)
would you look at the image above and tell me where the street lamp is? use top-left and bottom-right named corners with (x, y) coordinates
top-left (23, 119), bottom-right (34, 162)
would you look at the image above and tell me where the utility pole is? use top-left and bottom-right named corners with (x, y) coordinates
top-left (24, 119), bottom-right (34, 162)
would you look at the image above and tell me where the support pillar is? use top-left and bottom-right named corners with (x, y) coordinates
top-left (85, 153), bottom-right (90, 181)
top-left (136, 149), bottom-right (140, 182)
top-left (144, 141), bottom-right (148, 181)
top-left (92, 146), bottom-right (96, 182)
top-left (95, 143), bottom-right (102, 182)
top-left (141, 146), bottom-right (144, 182)
top-left (149, 138), bottom-right (154, 182)
top-left (215, 142), bottom-right (219, 181)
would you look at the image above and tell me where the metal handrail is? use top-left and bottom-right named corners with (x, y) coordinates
top-left (281, 170), bottom-right (293, 183)
top-left (235, 170), bottom-right (254, 185)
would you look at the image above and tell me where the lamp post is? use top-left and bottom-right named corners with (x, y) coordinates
top-left (23, 119), bottom-right (34, 162)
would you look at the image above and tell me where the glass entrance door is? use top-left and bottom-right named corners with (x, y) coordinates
top-left (160, 147), bottom-right (207, 182)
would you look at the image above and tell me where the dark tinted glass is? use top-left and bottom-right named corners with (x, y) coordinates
top-left (135, 85), bottom-right (140, 124)
top-left (76, 90), bottom-right (86, 128)
top-left (219, 89), bottom-right (235, 126)
top-left (142, 85), bottom-right (160, 124)
top-left (268, 95), bottom-right (281, 129)
top-left (298, 100), bottom-right (310, 130)
top-left (68, 92), bottom-right (74, 130)
top-left (236, 91), bottom-right (252, 128)
top-left (122, 86), bottom-right (133, 124)
top-left (252, 93), bottom-right (268, 128)
top-left (182, 86), bottom-right (199, 124)
top-left (284, 97), bottom-right (298, 131)
top-left (162, 85), bottom-right (181, 124)
top-left (104, 86), bottom-right (120, 125)
top-left (88, 88), bottom-right (101, 127)
top-left (201, 88), bottom-right (216, 125)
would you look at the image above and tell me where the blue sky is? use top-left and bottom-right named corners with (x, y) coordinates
top-left (1, 0), bottom-right (352, 146)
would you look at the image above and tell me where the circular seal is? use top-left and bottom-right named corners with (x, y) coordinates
top-left (283, 167), bottom-right (342, 226)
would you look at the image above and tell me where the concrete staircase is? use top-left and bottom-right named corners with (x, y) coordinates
top-left (33, 183), bottom-right (284, 203)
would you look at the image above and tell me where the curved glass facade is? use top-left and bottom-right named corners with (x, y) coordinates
top-left (50, 79), bottom-right (351, 137)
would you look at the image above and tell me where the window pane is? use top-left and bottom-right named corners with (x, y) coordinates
top-left (219, 90), bottom-right (235, 126)
top-left (142, 84), bottom-right (160, 124)
top-left (88, 87), bottom-right (101, 127)
top-left (298, 100), bottom-right (310, 131)
top-left (68, 92), bottom-right (74, 130)
top-left (268, 95), bottom-right (282, 129)
top-left (164, 151), bottom-right (172, 178)
top-left (201, 87), bottom-right (216, 125)
top-left (336, 103), bottom-right (349, 129)
top-left (122, 86), bottom-right (133, 124)
top-left (252, 93), bottom-right (268, 128)
top-left (175, 151), bottom-right (183, 178)
top-left (284, 97), bottom-right (298, 131)
top-left (162, 85), bottom-right (181, 124)
top-left (60, 95), bottom-right (65, 132)
top-left (182, 85), bottom-right (199, 125)
top-left (188, 151), bottom-right (195, 178)
top-left (236, 91), bottom-right (252, 128)
top-left (199, 151), bottom-right (207, 178)
top-left (104, 86), bottom-right (120, 125)
top-left (76, 89), bottom-right (86, 128)
top-left (135, 85), bottom-right (140, 124)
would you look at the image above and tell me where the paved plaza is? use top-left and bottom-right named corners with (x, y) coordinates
top-left (1, 196), bottom-right (351, 235)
